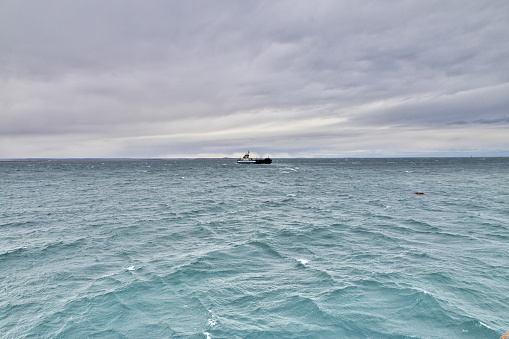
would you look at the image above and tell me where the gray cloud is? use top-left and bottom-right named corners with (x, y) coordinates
top-left (1, 0), bottom-right (508, 158)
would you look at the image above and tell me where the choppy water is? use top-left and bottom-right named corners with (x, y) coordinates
top-left (1, 158), bottom-right (508, 338)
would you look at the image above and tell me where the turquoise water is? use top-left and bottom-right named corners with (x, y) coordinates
top-left (1, 158), bottom-right (508, 338)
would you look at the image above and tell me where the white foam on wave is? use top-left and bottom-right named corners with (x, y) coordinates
top-left (126, 265), bottom-right (135, 271)
top-left (479, 321), bottom-right (493, 330)
top-left (297, 258), bottom-right (309, 266)
top-left (415, 287), bottom-right (432, 297)
top-left (207, 309), bottom-right (218, 327)
top-left (203, 332), bottom-right (211, 339)
top-left (280, 167), bottom-right (298, 173)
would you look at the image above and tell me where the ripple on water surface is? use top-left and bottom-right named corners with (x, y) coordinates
top-left (0, 158), bottom-right (508, 338)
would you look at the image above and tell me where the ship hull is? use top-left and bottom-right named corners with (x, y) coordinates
top-left (237, 158), bottom-right (272, 164)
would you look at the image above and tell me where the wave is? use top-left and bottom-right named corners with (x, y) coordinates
top-left (0, 237), bottom-right (88, 262)
top-left (3, 158), bottom-right (508, 338)
top-left (318, 279), bottom-right (500, 338)
top-left (0, 246), bottom-right (28, 259)
top-left (30, 277), bottom-right (197, 338)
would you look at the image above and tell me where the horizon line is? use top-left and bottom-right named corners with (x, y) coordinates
top-left (1, 155), bottom-right (507, 162)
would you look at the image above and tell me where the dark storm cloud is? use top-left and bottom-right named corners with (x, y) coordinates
top-left (1, 0), bottom-right (508, 157)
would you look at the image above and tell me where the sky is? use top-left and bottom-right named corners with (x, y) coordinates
top-left (1, 0), bottom-right (508, 158)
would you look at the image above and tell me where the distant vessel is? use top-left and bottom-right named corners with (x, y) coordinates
top-left (237, 151), bottom-right (272, 164)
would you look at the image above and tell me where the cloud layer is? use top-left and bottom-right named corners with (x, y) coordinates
top-left (1, 0), bottom-right (508, 158)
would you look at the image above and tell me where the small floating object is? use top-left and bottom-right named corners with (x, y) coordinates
top-left (414, 192), bottom-right (425, 195)
top-left (501, 331), bottom-right (509, 339)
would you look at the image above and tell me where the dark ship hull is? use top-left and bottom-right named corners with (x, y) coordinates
top-left (236, 151), bottom-right (272, 164)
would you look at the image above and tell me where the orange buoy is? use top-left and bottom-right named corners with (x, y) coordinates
top-left (500, 331), bottom-right (509, 339)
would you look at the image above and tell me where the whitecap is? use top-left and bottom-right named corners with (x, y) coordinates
top-left (126, 265), bottom-right (135, 271)
top-left (207, 309), bottom-right (218, 327)
top-left (280, 167), bottom-right (298, 173)
top-left (479, 321), bottom-right (493, 330)
top-left (418, 288), bottom-right (431, 296)
top-left (297, 258), bottom-right (309, 266)
top-left (203, 332), bottom-right (211, 339)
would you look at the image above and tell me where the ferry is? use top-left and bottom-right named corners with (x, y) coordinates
top-left (237, 151), bottom-right (272, 164)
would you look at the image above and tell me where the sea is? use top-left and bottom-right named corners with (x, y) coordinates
top-left (1, 157), bottom-right (508, 339)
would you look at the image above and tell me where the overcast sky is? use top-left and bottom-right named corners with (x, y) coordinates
top-left (1, 0), bottom-right (508, 158)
